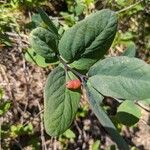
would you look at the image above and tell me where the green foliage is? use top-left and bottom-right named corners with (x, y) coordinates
top-left (25, 48), bottom-right (49, 67)
top-left (120, 31), bottom-right (134, 41)
top-left (0, 33), bottom-right (12, 46)
top-left (86, 82), bottom-right (103, 104)
top-left (1, 0), bottom-right (149, 149)
top-left (0, 88), bottom-right (4, 99)
top-left (32, 13), bottom-right (43, 25)
top-left (29, 8), bottom-right (60, 64)
top-left (76, 104), bottom-right (88, 118)
top-left (26, 13), bottom-right (49, 30)
top-left (116, 100), bottom-right (141, 126)
top-left (38, 8), bottom-right (59, 36)
top-left (88, 56), bottom-right (150, 100)
top-left (130, 146), bottom-right (138, 150)
top-left (27, 10), bottom-right (58, 31)
top-left (92, 140), bottom-right (101, 150)
top-left (44, 66), bottom-right (81, 136)
top-left (0, 88), bottom-right (11, 116)
top-left (28, 9), bottom-right (150, 149)
top-left (0, 5), bottom-right (16, 46)
top-left (0, 101), bottom-right (11, 116)
top-left (62, 129), bottom-right (76, 139)
top-left (29, 27), bottom-right (58, 62)
top-left (62, 0), bottom-right (92, 27)
top-left (115, 0), bottom-right (126, 6)
top-left (108, 145), bottom-right (117, 150)
top-left (27, 136), bottom-right (40, 150)
top-left (10, 123), bottom-right (33, 138)
top-left (10, 0), bottom-right (46, 9)
top-left (59, 9), bottom-right (117, 70)
top-left (60, 12), bottom-right (77, 27)
top-left (122, 42), bottom-right (136, 57)
top-left (85, 82), bottom-right (129, 150)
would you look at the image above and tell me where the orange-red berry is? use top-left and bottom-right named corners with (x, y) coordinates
top-left (66, 79), bottom-right (81, 90)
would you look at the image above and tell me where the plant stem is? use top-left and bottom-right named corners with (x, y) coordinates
top-left (58, 55), bottom-right (88, 82)
top-left (135, 102), bottom-right (150, 112)
top-left (117, 0), bottom-right (143, 14)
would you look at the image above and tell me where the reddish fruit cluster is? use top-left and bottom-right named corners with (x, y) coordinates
top-left (66, 79), bottom-right (81, 90)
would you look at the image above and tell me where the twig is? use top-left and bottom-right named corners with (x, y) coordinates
top-left (140, 118), bottom-right (149, 125)
top-left (37, 101), bottom-right (47, 150)
top-left (53, 137), bottom-right (57, 150)
top-left (117, 0), bottom-right (143, 14)
top-left (25, 50), bottom-right (38, 65)
top-left (74, 120), bottom-right (82, 135)
top-left (16, 32), bottom-right (30, 124)
top-left (23, 109), bottom-right (44, 126)
top-left (58, 55), bottom-right (88, 82)
top-left (0, 65), bottom-right (23, 116)
top-left (135, 102), bottom-right (150, 112)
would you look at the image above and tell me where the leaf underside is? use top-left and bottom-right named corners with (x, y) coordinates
top-left (85, 82), bottom-right (129, 150)
top-left (88, 56), bottom-right (150, 100)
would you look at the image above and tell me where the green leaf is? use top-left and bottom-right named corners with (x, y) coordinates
top-left (85, 81), bottom-right (129, 150)
top-left (122, 42), bottom-right (136, 57)
top-left (23, 123), bottom-right (33, 134)
top-left (88, 56), bottom-right (150, 100)
top-left (29, 27), bottom-right (58, 62)
top-left (25, 48), bottom-right (49, 67)
top-left (32, 13), bottom-right (41, 22)
top-left (10, 123), bottom-right (33, 137)
top-left (60, 13), bottom-right (76, 27)
top-left (0, 33), bottom-right (12, 46)
top-left (0, 88), bottom-right (4, 99)
top-left (70, 57), bottom-right (97, 72)
top-left (86, 82), bottom-right (104, 104)
top-left (76, 104), bottom-right (88, 118)
top-left (120, 31), bottom-right (134, 41)
top-left (44, 66), bottom-right (81, 136)
top-left (0, 101), bottom-right (11, 116)
top-left (116, 100), bottom-right (141, 126)
top-left (115, 0), bottom-right (126, 6)
top-left (63, 129), bottom-right (76, 139)
top-left (108, 145), bottom-right (117, 150)
top-left (75, 2), bottom-right (85, 16)
top-left (38, 8), bottom-right (58, 36)
top-left (59, 9), bottom-right (117, 69)
top-left (31, 13), bottom-right (43, 27)
top-left (92, 140), bottom-right (101, 150)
